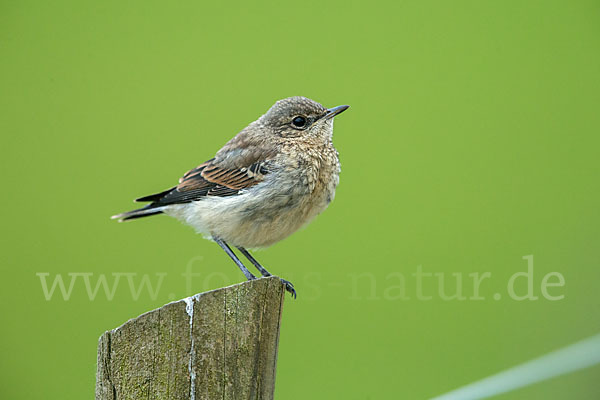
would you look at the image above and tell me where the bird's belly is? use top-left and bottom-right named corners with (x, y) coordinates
top-left (165, 184), bottom-right (334, 248)
top-left (228, 203), bottom-right (320, 248)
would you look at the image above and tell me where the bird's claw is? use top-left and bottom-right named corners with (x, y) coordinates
top-left (280, 278), bottom-right (296, 299)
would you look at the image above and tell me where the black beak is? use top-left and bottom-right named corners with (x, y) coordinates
top-left (324, 105), bottom-right (350, 120)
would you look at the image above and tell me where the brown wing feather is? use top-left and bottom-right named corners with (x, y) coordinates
top-left (137, 158), bottom-right (269, 207)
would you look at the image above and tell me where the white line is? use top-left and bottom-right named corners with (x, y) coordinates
top-left (430, 333), bottom-right (600, 400)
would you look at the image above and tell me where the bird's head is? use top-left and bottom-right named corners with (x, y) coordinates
top-left (259, 96), bottom-right (349, 142)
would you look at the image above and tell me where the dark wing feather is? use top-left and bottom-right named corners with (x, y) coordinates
top-left (135, 188), bottom-right (175, 203)
top-left (136, 158), bottom-right (268, 207)
top-left (113, 135), bottom-right (276, 222)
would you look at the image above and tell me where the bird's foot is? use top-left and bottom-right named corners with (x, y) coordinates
top-left (280, 278), bottom-right (296, 299)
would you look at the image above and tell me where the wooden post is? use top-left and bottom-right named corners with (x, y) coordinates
top-left (95, 276), bottom-right (285, 400)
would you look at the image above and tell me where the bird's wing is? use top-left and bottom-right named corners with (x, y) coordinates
top-left (135, 157), bottom-right (270, 207)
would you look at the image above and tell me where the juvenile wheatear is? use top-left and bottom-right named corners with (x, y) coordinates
top-left (112, 96), bottom-right (349, 297)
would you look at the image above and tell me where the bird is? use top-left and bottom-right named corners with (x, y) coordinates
top-left (112, 96), bottom-right (349, 298)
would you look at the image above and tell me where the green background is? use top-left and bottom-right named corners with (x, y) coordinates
top-left (1, 0), bottom-right (599, 398)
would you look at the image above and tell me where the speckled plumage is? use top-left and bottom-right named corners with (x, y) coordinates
top-left (113, 96), bottom-right (348, 294)
top-left (165, 97), bottom-right (342, 248)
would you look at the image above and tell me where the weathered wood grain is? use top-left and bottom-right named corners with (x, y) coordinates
top-left (96, 276), bottom-right (285, 400)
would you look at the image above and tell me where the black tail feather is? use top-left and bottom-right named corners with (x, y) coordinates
top-left (111, 204), bottom-right (165, 222)
top-left (121, 209), bottom-right (164, 221)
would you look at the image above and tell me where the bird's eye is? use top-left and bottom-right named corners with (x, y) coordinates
top-left (291, 116), bottom-right (307, 128)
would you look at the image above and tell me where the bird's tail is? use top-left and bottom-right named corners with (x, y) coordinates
top-left (111, 204), bottom-right (166, 222)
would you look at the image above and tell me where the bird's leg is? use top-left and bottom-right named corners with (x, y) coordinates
top-left (237, 247), bottom-right (296, 299)
top-left (236, 247), bottom-right (271, 276)
top-left (214, 238), bottom-right (256, 281)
